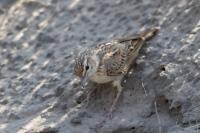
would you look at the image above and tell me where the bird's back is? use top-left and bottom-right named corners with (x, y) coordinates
top-left (93, 27), bottom-right (159, 77)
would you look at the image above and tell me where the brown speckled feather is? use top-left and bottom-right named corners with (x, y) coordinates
top-left (95, 37), bottom-right (144, 76)
top-left (94, 27), bottom-right (159, 76)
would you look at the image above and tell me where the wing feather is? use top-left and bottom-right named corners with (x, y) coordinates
top-left (94, 36), bottom-right (146, 76)
top-left (95, 42), bottom-right (128, 76)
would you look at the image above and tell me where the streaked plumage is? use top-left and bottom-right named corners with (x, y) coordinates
top-left (74, 27), bottom-right (159, 117)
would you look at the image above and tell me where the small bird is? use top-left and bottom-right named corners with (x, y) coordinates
top-left (74, 27), bottom-right (159, 116)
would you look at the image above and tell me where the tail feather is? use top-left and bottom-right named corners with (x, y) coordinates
top-left (116, 27), bottom-right (159, 43)
top-left (139, 27), bottom-right (160, 41)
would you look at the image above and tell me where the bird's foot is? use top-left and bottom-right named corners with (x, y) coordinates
top-left (82, 88), bottom-right (96, 108)
top-left (104, 109), bottom-right (114, 119)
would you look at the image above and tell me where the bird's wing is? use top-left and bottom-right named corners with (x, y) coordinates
top-left (96, 37), bottom-right (145, 76)
top-left (94, 28), bottom-right (159, 76)
top-left (114, 36), bottom-right (141, 43)
top-left (95, 42), bottom-right (129, 76)
top-left (118, 37), bottom-right (144, 59)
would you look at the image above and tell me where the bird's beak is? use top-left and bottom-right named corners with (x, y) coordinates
top-left (81, 74), bottom-right (88, 88)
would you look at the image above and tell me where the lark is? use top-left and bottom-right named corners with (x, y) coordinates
top-left (74, 27), bottom-right (159, 116)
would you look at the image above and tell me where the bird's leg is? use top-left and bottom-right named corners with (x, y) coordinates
top-left (108, 79), bottom-right (123, 117)
top-left (84, 87), bottom-right (96, 107)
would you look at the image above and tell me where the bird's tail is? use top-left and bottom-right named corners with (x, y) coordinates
top-left (139, 27), bottom-right (160, 41)
top-left (124, 27), bottom-right (159, 65)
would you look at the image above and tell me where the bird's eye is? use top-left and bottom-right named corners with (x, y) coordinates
top-left (85, 66), bottom-right (89, 70)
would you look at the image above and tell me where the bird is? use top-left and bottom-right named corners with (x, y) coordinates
top-left (74, 27), bottom-right (159, 117)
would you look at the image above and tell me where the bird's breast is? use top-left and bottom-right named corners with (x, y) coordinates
top-left (89, 74), bottom-right (115, 84)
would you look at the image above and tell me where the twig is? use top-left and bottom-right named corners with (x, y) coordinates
top-left (154, 101), bottom-right (162, 133)
top-left (141, 81), bottom-right (148, 96)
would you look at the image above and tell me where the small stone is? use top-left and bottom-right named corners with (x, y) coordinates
top-left (54, 86), bottom-right (64, 97)
top-left (70, 111), bottom-right (91, 126)
top-left (15, 20), bottom-right (27, 31)
top-left (87, 6), bottom-right (95, 12)
top-left (0, 99), bottom-right (8, 105)
top-left (37, 32), bottom-right (55, 44)
top-left (71, 117), bottom-right (82, 125)
top-left (35, 127), bottom-right (58, 133)
top-left (46, 51), bottom-right (54, 58)
top-left (60, 102), bottom-right (68, 110)
top-left (8, 112), bottom-right (20, 120)
top-left (74, 91), bottom-right (84, 104)
top-left (78, 111), bottom-right (92, 118)
top-left (41, 92), bottom-right (55, 101)
top-left (70, 116), bottom-right (82, 125)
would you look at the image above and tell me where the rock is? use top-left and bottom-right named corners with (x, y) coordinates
top-left (0, 99), bottom-right (8, 105)
top-left (74, 91), bottom-right (85, 104)
top-left (33, 127), bottom-right (58, 133)
top-left (41, 92), bottom-right (55, 101)
top-left (70, 115), bottom-right (82, 125)
top-left (70, 111), bottom-right (91, 126)
top-left (60, 102), bottom-right (68, 110)
top-left (8, 112), bottom-right (20, 120)
top-left (54, 86), bottom-right (65, 97)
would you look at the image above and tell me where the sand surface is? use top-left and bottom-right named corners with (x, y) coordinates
top-left (0, 0), bottom-right (200, 133)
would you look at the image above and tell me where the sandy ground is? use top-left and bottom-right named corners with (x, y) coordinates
top-left (0, 0), bottom-right (200, 133)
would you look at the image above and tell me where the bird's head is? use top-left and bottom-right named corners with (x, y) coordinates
top-left (74, 50), bottom-right (99, 86)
